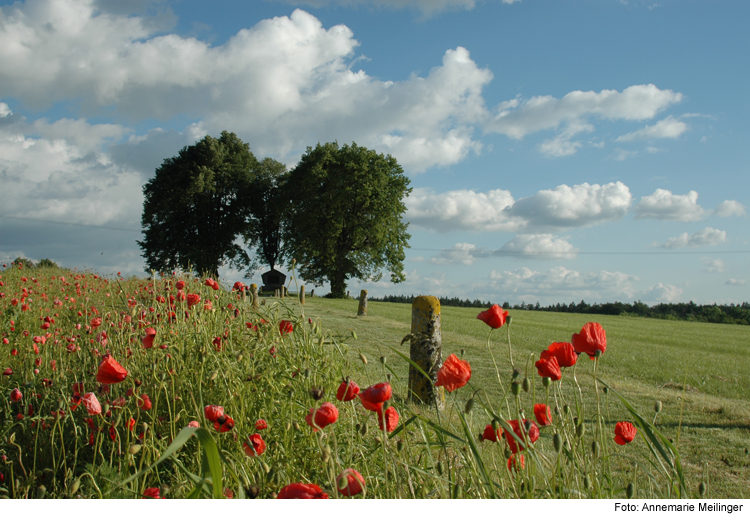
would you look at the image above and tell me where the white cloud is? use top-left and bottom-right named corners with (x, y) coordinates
top-left (660, 227), bottom-right (727, 249)
top-left (509, 181), bottom-right (632, 230)
top-left (494, 234), bottom-right (578, 259)
top-left (273, 0), bottom-right (521, 16)
top-left (726, 278), bottom-right (746, 286)
top-left (701, 258), bottom-right (725, 273)
top-left (405, 187), bottom-right (519, 232)
top-left (486, 84), bottom-right (683, 139)
top-left (615, 116), bottom-right (688, 141)
top-left (640, 283), bottom-right (683, 303)
top-left (714, 200), bottom-right (746, 217)
top-left (431, 243), bottom-right (482, 265)
top-left (487, 266), bottom-right (640, 300)
top-left (538, 121), bottom-right (593, 157)
top-left (0, 4), bottom-right (493, 172)
top-left (635, 189), bottom-right (706, 221)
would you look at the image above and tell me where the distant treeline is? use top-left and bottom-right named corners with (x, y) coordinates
top-left (370, 295), bottom-right (750, 325)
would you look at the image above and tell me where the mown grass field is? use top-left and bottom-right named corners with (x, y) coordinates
top-left (299, 296), bottom-right (750, 498)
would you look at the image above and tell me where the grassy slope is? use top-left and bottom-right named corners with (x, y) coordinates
top-left (297, 296), bottom-right (750, 498)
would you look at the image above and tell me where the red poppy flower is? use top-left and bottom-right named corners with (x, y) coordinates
top-left (359, 382), bottom-right (392, 412)
top-left (96, 354), bottom-right (128, 384)
top-left (204, 278), bottom-right (220, 291)
top-left (508, 454), bottom-right (525, 471)
top-left (3, 368), bottom-right (12, 376)
top-left (505, 419), bottom-right (539, 454)
top-left (481, 424), bottom-right (502, 442)
top-left (535, 356), bottom-right (561, 381)
top-left (176, 280), bottom-right (185, 290)
top-left (204, 405), bottom-right (224, 423)
top-left (534, 404), bottom-right (552, 426)
top-left (337, 468), bottom-right (365, 496)
top-left (90, 317), bottom-right (102, 328)
top-left (245, 322), bottom-right (258, 331)
top-left (109, 426), bottom-right (117, 442)
top-left (142, 327), bottom-right (156, 349)
top-left (186, 294), bottom-right (200, 308)
top-left (255, 419), bottom-right (268, 430)
top-left (614, 422), bottom-right (637, 445)
top-left (142, 487), bottom-right (162, 499)
top-left (187, 421), bottom-right (200, 428)
top-left (137, 394), bottom-right (152, 411)
top-left (128, 418), bottom-right (136, 431)
top-left (540, 342), bottom-right (578, 368)
top-left (277, 483), bottom-right (329, 499)
top-left (233, 282), bottom-right (245, 291)
top-left (305, 402), bottom-right (339, 431)
top-left (336, 379), bottom-right (360, 402)
top-left (435, 354), bottom-right (471, 392)
top-left (82, 393), bottom-right (102, 416)
top-left (213, 414), bottom-right (235, 433)
top-left (10, 388), bottom-right (22, 402)
top-left (572, 322), bottom-right (607, 360)
top-left (212, 336), bottom-right (222, 351)
top-left (378, 406), bottom-right (399, 433)
top-left (477, 304), bottom-right (509, 329)
top-left (279, 320), bottom-right (293, 335)
top-left (242, 433), bottom-right (266, 457)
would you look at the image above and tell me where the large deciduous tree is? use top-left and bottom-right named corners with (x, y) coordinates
top-left (138, 131), bottom-right (257, 278)
top-left (283, 142), bottom-right (411, 298)
top-left (244, 157), bottom-right (288, 273)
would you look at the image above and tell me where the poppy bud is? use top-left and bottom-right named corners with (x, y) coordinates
top-left (522, 378), bottom-right (530, 393)
top-left (129, 444), bottom-right (141, 455)
top-left (379, 356), bottom-right (387, 364)
top-left (386, 373), bottom-right (392, 382)
top-left (397, 439), bottom-right (405, 452)
top-left (246, 485), bottom-right (260, 498)
top-left (511, 368), bottom-right (521, 380)
top-left (436, 461), bottom-right (444, 475)
top-left (209, 371), bottom-right (218, 381)
top-left (359, 353), bottom-right (368, 365)
top-left (510, 382), bottom-right (521, 396)
top-left (506, 315), bottom-right (512, 325)
top-left (361, 422), bottom-right (368, 436)
top-left (591, 440), bottom-right (600, 457)
top-left (654, 400), bottom-right (663, 413)
top-left (603, 386), bottom-right (609, 394)
top-left (36, 485), bottom-right (46, 499)
top-left (542, 376), bottom-right (551, 387)
top-left (354, 423), bottom-right (360, 432)
top-left (321, 450), bottom-right (330, 463)
top-left (699, 482), bottom-right (707, 497)
top-left (464, 398), bottom-right (475, 414)
top-left (553, 433), bottom-right (562, 453)
top-left (583, 475), bottom-right (591, 490)
top-left (309, 386), bottom-right (325, 400)
top-left (159, 485), bottom-right (170, 498)
top-left (293, 422), bottom-right (300, 431)
top-left (504, 447), bottom-right (512, 460)
top-left (563, 404), bottom-right (570, 414)
top-left (626, 482), bottom-right (634, 498)
top-left (382, 400), bottom-right (391, 411)
top-left (69, 478), bottom-right (81, 495)
top-left (260, 461), bottom-right (270, 474)
top-left (576, 422), bottom-right (585, 438)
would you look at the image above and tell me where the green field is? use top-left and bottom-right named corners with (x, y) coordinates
top-left (299, 296), bottom-right (750, 497)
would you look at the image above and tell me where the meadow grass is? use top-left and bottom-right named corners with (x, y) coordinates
top-left (1, 265), bottom-right (748, 499)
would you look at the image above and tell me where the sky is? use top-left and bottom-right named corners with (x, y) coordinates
top-left (1, 0), bottom-right (748, 305)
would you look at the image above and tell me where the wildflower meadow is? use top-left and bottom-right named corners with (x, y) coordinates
top-left (0, 260), bottom-right (745, 500)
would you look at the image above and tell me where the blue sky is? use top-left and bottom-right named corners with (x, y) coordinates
top-left (1, 0), bottom-right (748, 305)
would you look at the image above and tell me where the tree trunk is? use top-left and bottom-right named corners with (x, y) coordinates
top-left (329, 272), bottom-right (347, 298)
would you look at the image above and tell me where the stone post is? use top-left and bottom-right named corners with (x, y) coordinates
top-left (299, 285), bottom-right (305, 305)
top-left (250, 284), bottom-right (259, 309)
top-left (408, 296), bottom-right (444, 409)
top-left (241, 288), bottom-right (246, 303)
top-left (357, 289), bottom-right (368, 316)
top-left (311, 289), bottom-right (315, 298)
top-left (274, 289), bottom-right (279, 298)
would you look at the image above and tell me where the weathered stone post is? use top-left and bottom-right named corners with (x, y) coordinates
top-left (311, 289), bottom-right (315, 298)
top-left (357, 289), bottom-right (368, 316)
top-left (250, 284), bottom-right (259, 309)
top-left (299, 285), bottom-right (305, 305)
top-left (241, 287), bottom-right (247, 303)
top-left (408, 296), bottom-right (444, 409)
top-left (274, 289), bottom-right (279, 298)
top-left (281, 286), bottom-right (286, 298)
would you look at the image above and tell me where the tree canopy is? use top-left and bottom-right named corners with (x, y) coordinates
top-left (282, 142), bottom-right (411, 298)
top-left (138, 131), bottom-right (257, 277)
top-left (244, 157), bottom-right (288, 273)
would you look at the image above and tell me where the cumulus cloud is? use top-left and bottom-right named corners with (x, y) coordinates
top-left (660, 227), bottom-right (727, 249)
top-left (430, 242), bottom-right (484, 265)
top-left (0, 3), bottom-right (493, 172)
top-left (714, 200), bottom-right (746, 217)
top-left (273, 0), bottom-right (521, 16)
top-left (487, 266), bottom-right (640, 300)
top-left (726, 279), bottom-right (746, 286)
top-left (509, 181), bottom-right (632, 230)
top-left (494, 234), bottom-right (577, 259)
top-left (405, 187), bottom-right (519, 232)
top-left (486, 84), bottom-right (682, 139)
top-left (640, 283), bottom-right (683, 303)
top-left (701, 258), bottom-right (725, 273)
top-left (635, 189), bottom-right (706, 221)
top-left (615, 116), bottom-right (688, 141)
top-left (406, 181), bottom-right (632, 233)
